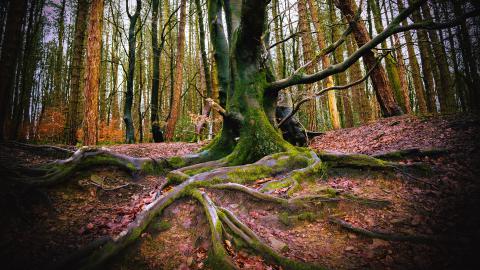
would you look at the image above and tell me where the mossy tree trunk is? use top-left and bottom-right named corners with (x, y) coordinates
top-left (203, 0), bottom-right (295, 165)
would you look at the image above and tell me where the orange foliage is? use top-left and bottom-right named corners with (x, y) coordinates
top-left (37, 107), bottom-right (66, 142)
top-left (98, 119), bottom-right (124, 144)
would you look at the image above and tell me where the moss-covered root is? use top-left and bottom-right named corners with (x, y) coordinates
top-left (219, 207), bottom-right (325, 270)
top-left (211, 183), bottom-right (390, 209)
top-left (329, 217), bottom-right (438, 244)
top-left (53, 176), bottom-right (196, 270)
top-left (372, 148), bottom-right (448, 161)
top-left (190, 190), bottom-right (237, 270)
top-left (166, 159), bottom-right (228, 184)
top-left (316, 150), bottom-right (391, 169)
top-left (315, 150), bottom-right (432, 179)
top-left (14, 146), bottom-right (220, 187)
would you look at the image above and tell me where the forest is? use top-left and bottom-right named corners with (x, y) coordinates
top-left (0, 0), bottom-right (479, 269)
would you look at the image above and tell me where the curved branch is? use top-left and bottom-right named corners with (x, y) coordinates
top-left (276, 53), bottom-right (385, 128)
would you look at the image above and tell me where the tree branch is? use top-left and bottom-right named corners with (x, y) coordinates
top-left (266, 0), bottom-right (428, 92)
top-left (276, 53), bottom-right (386, 128)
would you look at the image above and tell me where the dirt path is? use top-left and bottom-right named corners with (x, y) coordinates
top-left (1, 114), bottom-right (479, 270)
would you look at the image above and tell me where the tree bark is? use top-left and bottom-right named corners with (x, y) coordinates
top-left (83, 0), bottom-right (104, 146)
top-left (165, 0), bottom-right (187, 141)
top-left (194, 0), bottom-right (214, 139)
top-left (0, 0), bottom-right (28, 141)
top-left (309, 0), bottom-right (342, 129)
top-left (150, 0), bottom-right (164, 142)
top-left (335, 0), bottom-right (403, 117)
top-left (421, 3), bottom-right (455, 114)
top-left (297, 0), bottom-right (319, 131)
top-left (124, 0), bottom-right (141, 144)
top-left (397, 0), bottom-right (427, 114)
top-left (65, 0), bottom-right (90, 145)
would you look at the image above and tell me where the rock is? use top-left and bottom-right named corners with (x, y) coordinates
top-left (268, 236), bottom-right (287, 251)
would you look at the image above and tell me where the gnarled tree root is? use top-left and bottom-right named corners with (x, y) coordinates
top-left (33, 147), bottom-right (435, 269)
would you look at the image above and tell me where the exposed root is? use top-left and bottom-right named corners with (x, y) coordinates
top-left (372, 148), bottom-right (448, 161)
top-left (25, 147), bottom-right (439, 269)
top-left (329, 217), bottom-right (438, 244)
top-left (190, 190), bottom-right (237, 269)
top-left (6, 141), bottom-right (74, 158)
top-left (219, 207), bottom-right (323, 270)
top-left (211, 183), bottom-right (390, 208)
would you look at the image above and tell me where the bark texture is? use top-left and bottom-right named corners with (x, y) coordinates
top-left (335, 0), bottom-right (403, 117)
top-left (165, 0), bottom-right (188, 140)
top-left (83, 0), bottom-right (104, 146)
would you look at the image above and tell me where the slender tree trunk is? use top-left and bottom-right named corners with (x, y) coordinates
top-left (53, 0), bottom-right (66, 107)
top-left (110, 3), bottom-right (120, 127)
top-left (453, 1), bottom-right (480, 112)
top-left (0, 0), bottom-right (28, 141)
top-left (65, 0), bottom-right (90, 145)
top-left (369, 0), bottom-right (406, 112)
top-left (165, 0), bottom-right (187, 140)
top-left (124, 0), bottom-right (141, 144)
top-left (150, 0), bottom-right (164, 142)
top-left (309, 0), bottom-right (341, 129)
top-left (297, 0), bottom-right (319, 130)
top-left (83, 0), bottom-right (104, 146)
top-left (335, 0), bottom-right (403, 117)
top-left (194, 0), bottom-right (213, 138)
top-left (397, 0), bottom-right (427, 114)
top-left (346, 35), bottom-right (371, 123)
top-left (421, 3), bottom-right (455, 113)
top-left (385, 1), bottom-right (411, 114)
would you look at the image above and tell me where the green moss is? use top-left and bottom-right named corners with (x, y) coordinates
top-left (278, 211), bottom-right (292, 226)
top-left (260, 178), bottom-right (293, 193)
top-left (278, 211), bottom-right (317, 227)
top-left (167, 156), bottom-right (186, 168)
top-left (183, 166), bottom-right (214, 176)
top-left (324, 187), bottom-right (339, 198)
top-left (280, 245), bottom-right (290, 253)
top-left (151, 220), bottom-right (172, 232)
top-left (297, 212), bottom-right (316, 222)
top-left (226, 165), bottom-right (273, 184)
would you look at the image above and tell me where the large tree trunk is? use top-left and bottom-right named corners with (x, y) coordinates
top-left (335, 0), bottom-right (403, 117)
top-left (65, 0), bottom-right (90, 145)
top-left (83, 0), bottom-right (104, 146)
top-left (0, 0), bottom-right (28, 141)
top-left (165, 0), bottom-right (187, 141)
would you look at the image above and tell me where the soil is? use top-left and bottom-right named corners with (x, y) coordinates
top-left (0, 114), bottom-right (479, 270)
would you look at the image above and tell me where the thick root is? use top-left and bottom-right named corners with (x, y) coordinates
top-left (190, 190), bottom-right (237, 269)
top-left (219, 207), bottom-right (324, 270)
top-left (329, 217), bottom-right (438, 244)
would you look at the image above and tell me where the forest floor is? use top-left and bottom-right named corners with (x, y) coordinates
top-left (1, 114), bottom-right (479, 270)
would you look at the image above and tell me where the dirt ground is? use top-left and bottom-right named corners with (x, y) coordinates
top-left (1, 114), bottom-right (479, 270)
